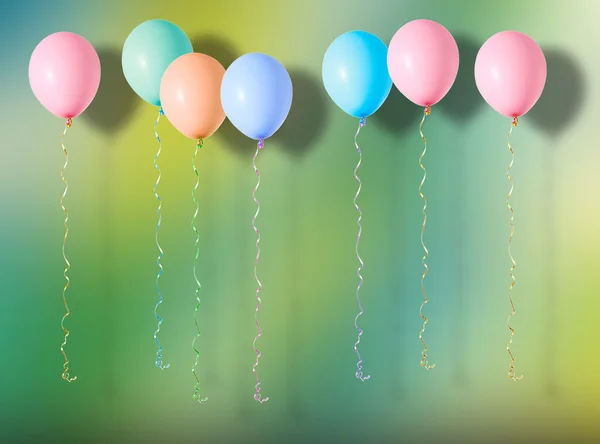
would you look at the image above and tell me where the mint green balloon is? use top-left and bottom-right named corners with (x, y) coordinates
top-left (122, 20), bottom-right (193, 107)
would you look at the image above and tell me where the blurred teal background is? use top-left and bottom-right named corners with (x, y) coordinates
top-left (1, 0), bottom-right (598, 442)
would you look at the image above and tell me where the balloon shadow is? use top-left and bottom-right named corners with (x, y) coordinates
top-left (191, 34), bottom-right (240, 68)
top-left (527, 48), bottom-right (585, 137)
top-left (527, 48), bottom-right (585, 399)
top-left (82, 48), bottom-right (139, 134)
top-left (272, 68), bottom-right (329, 158)
top-left (369, 87), bottom-right (421, 136)
top-left (438, 35), bottom-right (485, 122)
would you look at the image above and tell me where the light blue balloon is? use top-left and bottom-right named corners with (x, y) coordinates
top-left (322, 31), bottom-right (392, 118)
top-left (221, 53), bottom-right (293, 140)
top-left (122, 20), bottom-right (193, 107)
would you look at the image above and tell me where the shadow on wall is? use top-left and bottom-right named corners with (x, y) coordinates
top-left (438, 35), bottom-right (485, 122)
top-left (369, 87), bottom-right (421, 136)
top-left (82, 48), bottom-right (139, 134)
top-left (528, 47), bottom-right (586, 138)
top-left (527, 47), bottom-right (585, 400)
top-left (273, 68), bottom-right (329, 158)
top-left (191, 34), bottom-right (240, 69)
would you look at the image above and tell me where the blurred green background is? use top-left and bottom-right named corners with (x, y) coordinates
top-left (1, 0), bottom-right (598, 442)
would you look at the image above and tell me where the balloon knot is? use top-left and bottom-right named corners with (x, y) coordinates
top-left (424, 105), bottom-right (431, 116)
top-left (159, 107), bottom-right (164, 116)
top-left (197, 139), bottom-right (204, 148)
top-left (359, 117), bottom-right (366, 127)
top-left (512, 116), bottom-right (519, 127)
top-left (257, 139), bottom-right (265, 149)
top-left (66, 118), bottom-right (72, 128)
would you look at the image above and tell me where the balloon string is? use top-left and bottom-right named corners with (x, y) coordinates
top-left (418, 106), bottom-right (434, 370)
top-left (252, 139), bottom-right (268, 403)
top-left (353, 117), bottom-right (370, 382)
top-left (60, 118), bottom-right (76, 383)
top-left (191, 139), bottom-right (208, 403)
top-left (153, 108), bottom-right (169, 371)
top-left (506, 116), bottom-right (522, 381)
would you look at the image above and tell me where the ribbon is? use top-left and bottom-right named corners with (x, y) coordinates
top-left (506, 116), bottom-right (522, 381)
top-left (60, 118), bottom-right (76, 382)
top-left (153, 108), bottom-right (169, 370)
top-left (353, 117), bottom-right (370, 382)
top-left (252, 139), bottom-right (269, 403)
top-left (418, 106), bottom-right (434, 370)
top-left (191, 139), bottom-right (208, 402)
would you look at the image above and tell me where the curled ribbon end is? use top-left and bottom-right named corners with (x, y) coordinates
top-left (508, 358), bottom-right (523, 381)
top-left (62, 361), bottom-right (77, 382)
top-left (193, 391), bottom-right (209, 403)
top-left (155, 359), bottom-right (170, 370)
top-left (254, 393), bottom-right (270, 403)
top-left (356, 372), bottom-right (371, 382)
top-left (62, 373), bottom-right (77, 383)
top-left (420, 360), bottom-right (436, 371)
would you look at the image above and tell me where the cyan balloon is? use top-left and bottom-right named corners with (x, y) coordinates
top-left (322, 31), bottom-right (392, 118)
top-left (221, 53), bottom-right (293, 140)
top-left (122, 20), bottom-right (193, 106)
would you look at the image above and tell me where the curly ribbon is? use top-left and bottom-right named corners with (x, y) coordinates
top-left (506, 116), bottom-right (522, 381)
top-left (252, 138), bottom-right (269, 403)
top-left (418, 106), bottom-right (435, 370)
top-left (353, 117), bottom-right (370, 382)
top-left (60, 118), bottom-right (76, 383)
top-left (153, 108), bottom-right (169, 371)
top-left (191, 139), bottom-right (208, 403)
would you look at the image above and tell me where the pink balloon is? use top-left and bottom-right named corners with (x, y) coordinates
top-left (388, 19), bottom-right (459, 107)
top-left (475, 31), bottom-right (547, 118)
top-left (29, 32), bottom-right (101, 119)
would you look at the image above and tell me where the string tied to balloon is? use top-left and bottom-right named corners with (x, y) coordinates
top-left (153, 107), bottom-right (170, 371)
top-left (252, 138), bottom-right (269, 403)
top-left (506, 116), bottom-right (522, 381)
top-left (191, 138), bottom-right (208, 403)
top-left (418, 105), bottom-right (434, 370)
top-left (60, 118), bottom-right (76, 383)
top-left (353, 116), bottom-right (370, 382)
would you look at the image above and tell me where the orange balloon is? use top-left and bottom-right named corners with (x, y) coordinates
top-left (160, 53), bottom-right (226, 139)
